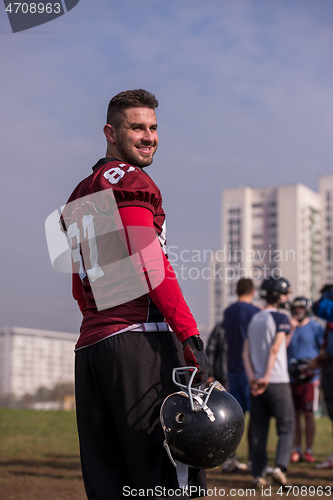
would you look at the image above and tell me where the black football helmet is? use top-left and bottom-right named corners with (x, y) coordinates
top-left (160, 367), bottom-right (245, 469)
top-left (291, 296), bottom-right (312, 321)
top-left (260, 277), bottom-right (292, 305)
top-left (289, 358), bottom-right (315, 384)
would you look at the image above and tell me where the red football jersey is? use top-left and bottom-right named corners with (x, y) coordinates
top-left (61, 158), bottom-right (198, 349)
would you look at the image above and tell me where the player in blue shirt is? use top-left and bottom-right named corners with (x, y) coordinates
top-left (223, 278), bottom-right (260, 472)
top-left (287, 297), bottom-right (324, 464)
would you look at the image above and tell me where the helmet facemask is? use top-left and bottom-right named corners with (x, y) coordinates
top-left (160, 367), bottom-right (245, 469)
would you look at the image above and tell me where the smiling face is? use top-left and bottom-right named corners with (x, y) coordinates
top-left (104, 107), bottom-right (158, 168)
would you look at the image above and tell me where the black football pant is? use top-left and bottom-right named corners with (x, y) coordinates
top-left (75, 330), bottom-right (206, 499)
top-left (250, 382), bottom-right (295, 478)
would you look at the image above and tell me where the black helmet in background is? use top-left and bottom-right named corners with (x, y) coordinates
top-left (160, 367), bottom-right (245, 470)
top-left (291, 296), bottom-right (312, 322)
top-left (260, 277), bottom-right (292, 306)
top-left (289, 358), bottom-right (315, 384)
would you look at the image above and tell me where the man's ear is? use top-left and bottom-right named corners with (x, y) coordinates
top-left (104, 124), bottom-right (116, 143)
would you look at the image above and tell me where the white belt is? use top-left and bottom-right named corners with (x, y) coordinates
top-left (135, 322), bottom-right (172, 333)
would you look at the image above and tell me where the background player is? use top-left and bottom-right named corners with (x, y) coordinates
top-left (287, 297), bottom-right (324, 464)
top-left (242, 277), bottom-right (294, 488)
top-left (222, 278), bottom-right (260, 472)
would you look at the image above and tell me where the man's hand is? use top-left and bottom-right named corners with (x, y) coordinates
top-left (310, 353), bottom-right (330, 369)
top-left (182, 336), bottom-right (210, 385)
top-left (251, 377), bottom-right (269, 396)
top-left (290, 317), bottom-right (299, 330)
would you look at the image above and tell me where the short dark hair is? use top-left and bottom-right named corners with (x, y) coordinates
top-left (107, 89), bottom-right (158, 127)
top-left (236, 278), bottom-right (254, 296)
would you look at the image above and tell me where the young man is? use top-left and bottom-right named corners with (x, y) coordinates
top-left (222, 278), bottom-right (260, 472)
top-left (287, 297), bottom-right (324, 464)
top-left (60, 90), bottom-right (209, 499)
top-left (242, 277), bottom-right (295, 488)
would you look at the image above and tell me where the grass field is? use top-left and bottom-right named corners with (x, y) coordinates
top-left (0, 409), bottom-right (332, 499)
top-left (207, 414), bottom-right (333, 499)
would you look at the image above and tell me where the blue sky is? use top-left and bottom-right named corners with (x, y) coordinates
top-left (1, 0), bottom-right (333, 334)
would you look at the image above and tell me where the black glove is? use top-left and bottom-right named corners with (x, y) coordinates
top-left (182, 336), bottom-right (210, 385)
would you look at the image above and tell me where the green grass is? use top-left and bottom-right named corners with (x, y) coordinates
top-left (0, 409), bottom-right (332, 500)
top-left (0, 408), bottom-right (332, 466)
top-left (0, 408), bottom-right (80, 460)
top-left (0, 409), bottom-right (84, 500)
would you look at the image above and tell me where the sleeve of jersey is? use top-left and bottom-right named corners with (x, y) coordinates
top-left (273, 313), bottom-right (291, 334)
top-left (117, 206), bottom-right (200, 343)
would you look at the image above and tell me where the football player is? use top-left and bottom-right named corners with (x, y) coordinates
top-left (60, 90), bottom-right (209, 499)
top-left (287, 297), bottom-right (324, 464)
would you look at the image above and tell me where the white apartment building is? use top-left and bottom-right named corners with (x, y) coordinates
top-left (0, 327), bottom-right (77, 400)
top-left (209, 253), bottom-right (224, 329)
top-left (319, 176), bottom-right (333, 286)
top-left (209, 180), bottom-right (327, 327)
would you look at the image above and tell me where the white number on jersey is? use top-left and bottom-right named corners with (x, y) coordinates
top-left (103, 167), bottom-right (126, 184)
top-left (67, 215), bottom-right (104, 282)
top-left (103, 164), bottom-right (137, 185)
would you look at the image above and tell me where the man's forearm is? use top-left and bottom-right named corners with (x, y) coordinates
top-left (242, 339), bottom-right (255, 384)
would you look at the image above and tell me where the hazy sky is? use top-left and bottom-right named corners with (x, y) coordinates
top-left (1, 0), bottom-right (333, 335)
